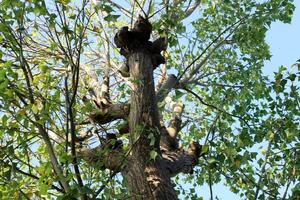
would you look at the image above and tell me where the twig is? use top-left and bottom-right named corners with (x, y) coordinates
top-left (183, 87), bottom-right (252, 129)
top-left (282, 179), bottom-right (292, 200)
top-left (254, 141), bottom-right (272, 199)
top-left (177, 15), bottom-right (248, 82)
top-left (133, 0), bottom-right (147, 17)
top-left (208, 169), bottom-right (214, 200)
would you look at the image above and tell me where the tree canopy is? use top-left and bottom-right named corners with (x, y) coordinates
top-left (0, 0), bottom-right (299, 199)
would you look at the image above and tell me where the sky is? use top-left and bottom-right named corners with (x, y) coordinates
top-left (263, 1), bottom-right (300, 75)
top-left (195, 1), bottom-right (300, 199)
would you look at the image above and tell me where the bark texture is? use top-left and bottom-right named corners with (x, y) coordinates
top-left (122, 50), bottom-right (178, 199)
top-left (78, 17), bottom-right (202, 199)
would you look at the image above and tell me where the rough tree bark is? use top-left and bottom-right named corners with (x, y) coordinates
top-left (79, 17), bottom-right (201, 200)
top-left (122, 50), bottom-right (178, 199)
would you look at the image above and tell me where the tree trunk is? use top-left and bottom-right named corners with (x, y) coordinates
top-left (122, 50), bottom-right (178, 199)
top-left (80, 21), bottom-right (202, 200)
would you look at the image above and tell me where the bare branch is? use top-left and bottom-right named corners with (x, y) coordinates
top-left (155, 65), bottom-right (167, 92)
top-left (106, 0), bottom-right (132, 17)
top-left (78, 145), bottom-right (124, 171)
top-left (184, 0), bottom-right (201, 18)
top-left (156, 74), bottom-right (178, 103)
top-left (87, 103), bottom-right (130, 125)
top-left (100, 70), bottom-right (111, 107)
top-left (208, 169), bottom-right (214, 200)
top-left (177, 16), bottom-right (248, 83)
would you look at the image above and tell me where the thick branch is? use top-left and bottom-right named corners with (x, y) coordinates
top-left (36, 125), bottom-right (71, 192)
top-left (100, 70), bottom-right (111, 106)
top-left (47, 130), bottom-right (91, 144)
top-left (171, 0), bottom-right (201, 20)
top-left (155, 65), bottom-right (167, 92)
top-left (162, 141), bottom-right (202, 176)
top-left (80, 65), bottom-right (102, 107)
top-left (156, 74), bottom-right (178, 103)
top-left (78, 145), bottom-right (124, 171)
top-left (184, 0), bottom-right (201, 18)
top-left (88, 103), bottom-right (130, 124)
top-left (167, 101), bottom-right (183, 137)
top-left (160, 101), bottom-right (183, 151)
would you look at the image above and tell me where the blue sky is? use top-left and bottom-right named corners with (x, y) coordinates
top-left (191, 1), bottom-right (300, 199)
top-left (263, 1), bottom-right (300, 75)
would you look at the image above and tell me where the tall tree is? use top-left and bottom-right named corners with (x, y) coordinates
top-left (0, 0), bottom-right (299, 199)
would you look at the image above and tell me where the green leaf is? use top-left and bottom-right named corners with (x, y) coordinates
top-left (31, 103), bottom-right (39, 114)
top-left (288, 74), bottom-right (296, 81)
top-left (56, 0), bottom-right (70, 5)
top-left (174, 90), bottom-right (184, 100)
top-left (201, 144), bottom-right (209, 155)
top-left (280, 79), bottom-right (287, 88)
top-left (150, 150), bottom-right (158, 160)
top-left (39, 183), bottom-right (48, 195)
top-left (148, 132), bottom-right (155, 146)
top-left (104, 14), bottom-right (120, 22)
top-left (207, 158), bottom-right (218, 169)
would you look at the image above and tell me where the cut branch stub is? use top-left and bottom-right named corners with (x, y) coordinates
top-left (114, 16), bottom-right (166, 77)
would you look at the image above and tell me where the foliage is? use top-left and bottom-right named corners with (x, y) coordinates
top-left (0, 0), bottom-right (299, 199)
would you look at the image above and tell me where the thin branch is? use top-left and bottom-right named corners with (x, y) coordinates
top-left (208, 169), bottom-right (213, 200)
top-left (204, 114), bottom-right (220, 145)
top-left (19, 189), bottom-right (30, 200)
top-left (282, 179), bottom-right (292, 200)
top-left (65, 74), bottom-right (85, 193)
top-left (1, 160), bottom-right (64, 193)
top-left (177, 15), bottom-right (248, 82)
top-left (146, 0), bottom-right (153, 16)
top-left (36, 124), bottom-right (71, 192)
top-left (133, 0), bottom-right (147, 17)
top-left (108, 0), bottom-right (131, 16)
top-left (254, 140), bottom-right (272, 199)
top-left (183, 87), bottom-right (252, 129)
